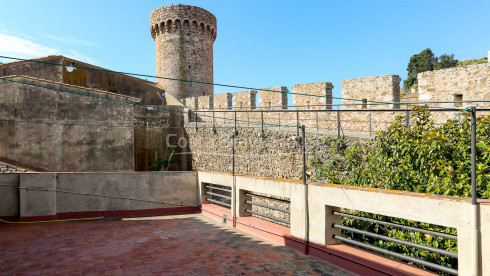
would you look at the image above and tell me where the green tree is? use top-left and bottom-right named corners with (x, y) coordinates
top-left (435, 54), bottom-right (458, 70)
top-left (403, 48), bottom-right (436, 89)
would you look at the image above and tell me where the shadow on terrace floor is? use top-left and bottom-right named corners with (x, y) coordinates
top-left (0, 213), bottom-right (351, 275)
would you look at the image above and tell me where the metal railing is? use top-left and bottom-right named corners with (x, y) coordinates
top-left (332, 211), bottom-right (458, 275)
top-left (245, 192), bottom-right (290, 226)
top-left (205, 184), bottom-right (231, 208)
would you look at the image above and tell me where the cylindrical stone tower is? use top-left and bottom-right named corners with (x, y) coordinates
top-left (150, 4), bottom-right (217, 99)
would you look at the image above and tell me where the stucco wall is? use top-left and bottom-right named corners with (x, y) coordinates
top-left (0, 76), bottom-right (137, 172)
top-left (0, 56), bottom-right (165, 105)
top-left (0, 172), bottom-right (197, 218)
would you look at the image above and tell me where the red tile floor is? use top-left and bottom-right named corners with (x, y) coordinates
top-left (0, 214), bottom-right (352, 275)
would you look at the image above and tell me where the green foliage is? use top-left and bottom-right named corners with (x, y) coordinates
top-left (404, 49), bottom-right (460, 90)
top-left (435, 54), bottom-right (459, 70)
top-left (341, 210), bottom-right (458, 270)
top-left (457, 57), bottom-right (488, 67)
top-left (310, 106), bottom-right (490, 198)
top-left (148, 143), bottom-right (177, 171)
top-left (309, 107), bottom-right (490, 272)
top-left (404, 48), bottom-right (435, 89)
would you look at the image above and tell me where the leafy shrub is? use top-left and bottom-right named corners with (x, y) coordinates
top-left (309, 106), bottom-right (490, 272)
top-left (310, 106), bottom-right (490, 198)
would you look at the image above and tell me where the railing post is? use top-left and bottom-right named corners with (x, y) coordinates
top-left (195, 111), bottom-right (198, 131)
top-left (296, 110), bottom-right (300, 138)
top-left (470, 106), bottom-right (479, 276)
top-left (369, 112), bottom-right (372, 137)
top-left (278, 113), bottom-right (280, 130)
top-left (406, 110), bottom-right (410, 128)
top-left (232, 128), bottom-right (236, 227)
top-left (261, 111), bottom-right (264, 135)
top-left (212, 109), bottom-right (216, 132)
top-left (234, 111), bottom-right (237, 135)
top-left (337, 110), bottom-right (340, 139)
top-left (301, 125), bottom-right (309, 254)
top-left (316, 112), bottom-right (319, 133)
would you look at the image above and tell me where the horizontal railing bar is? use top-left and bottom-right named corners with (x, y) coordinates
top-left (333, 211), bottom-right (457, 240)
top-left (333, 224), bottom-right (458, 258)
top-left (245, 193), bottom-right (290, 204)
top-left (193, 108), bottom-right (475, 113)
top-left (333, 235), bottom-right (458, 275)
top-left (206, 197), bottom-right (231, 208)
top-left (205, 191), bottom-right (231, 200)
top-left (245, 209), bottom-right (290, 225)
top-left (206, 186), bottom-right (231, 193)
top-left (246, 200), bottom-right (290, 213)
top-left (201, 100), bottom-right (490, 110)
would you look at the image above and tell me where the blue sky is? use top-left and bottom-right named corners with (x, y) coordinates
top-left (1, 0), bottom-right (489, 104)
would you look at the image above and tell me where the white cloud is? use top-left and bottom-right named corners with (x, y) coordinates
top-left (0, 33), bottom-right (100, 65)
top-left (0, 33), bottom-right (58, 59)
top-left (66, 50), bottom-right (99, 65)
top-left (41, 34), bottom-right (99, 47)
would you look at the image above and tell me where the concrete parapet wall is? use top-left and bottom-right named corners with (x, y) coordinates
top-left (197, 171), bottom-right (488, 275)
top-left (0, 171), bottom-right (198, 219)
top-left (341, 75), bottom-right (401, 109)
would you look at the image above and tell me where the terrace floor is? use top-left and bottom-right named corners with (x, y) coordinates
top-left (0, 213), bottom-right (352, 276)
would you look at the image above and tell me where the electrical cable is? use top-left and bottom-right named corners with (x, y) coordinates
top-left (0, 55), bottom-right (462, 110)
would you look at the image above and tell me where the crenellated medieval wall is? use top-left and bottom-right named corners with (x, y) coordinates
top-left (341, 75), bottom-right (401, 109)
top-left (418, 63), bottom-right (490, 108)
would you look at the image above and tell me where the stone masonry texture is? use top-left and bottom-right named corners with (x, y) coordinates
top-left (197, 95), bottom-right (214, 110)
top-left (233, 90), bottom-right (257, 109)
top-left (341, 75), bottom-right (401, 109)
top-left (214, 93), bottom-right (232, 109)
top-left (292, 82), bottom-right (333, 109)
top-left (258, 86), bottom-right (289, 109)
top-left (418, 63), bottom-right (490, 108)
top-left (187, 127), bottom-right (366, 180)
top-left (151, 4), bottom-right (217, 99)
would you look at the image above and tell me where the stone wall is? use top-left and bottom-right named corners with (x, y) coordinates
top-left (198, 95), bottom-right (213, 110)
top-left (184, 96), bottom-right (198, 109)
top-left (187, 127), bottom-right (366, 180)
top-left (0, 56), bottom-right (165, 105)
top-left (292, 82), bottom-right (333, 109)
top-left (341, 75), bottom-right (401, 109)
top-left (233, 90), bottom-right (257, 109)
top-left (214, 93), bottom-right (232, 110)
top-left (0, 76), bottom-right (137, 172)
top-left (418, 63), bottom-right (490, 108)
top-left (258, 86), bottom-right (288, 109)
top-left (151, 4), bottom-right (217, 99)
